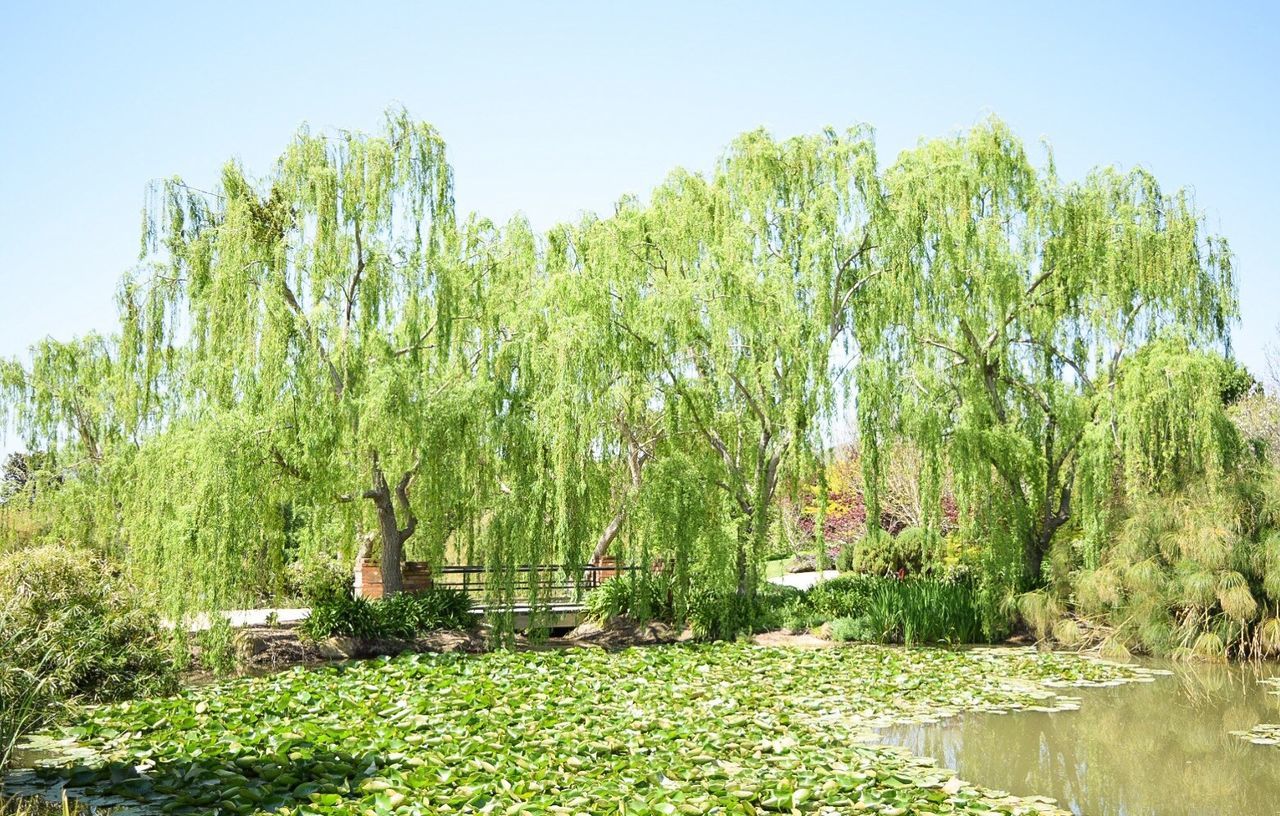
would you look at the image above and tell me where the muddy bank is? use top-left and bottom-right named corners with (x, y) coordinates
top-left (218, 614), bottom-right (690, 676)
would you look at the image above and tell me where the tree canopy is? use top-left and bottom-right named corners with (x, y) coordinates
top-left (0, 110), bottom-right (1240, 626)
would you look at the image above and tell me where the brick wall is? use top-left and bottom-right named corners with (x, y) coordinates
top-left (354, 560), bottom-right (433, 600)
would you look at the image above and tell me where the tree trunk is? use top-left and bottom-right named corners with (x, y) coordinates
top-left (375, 495), bottom-right (405, 596)
top-left (363, 452), bottom-right (419, 598)
top-left (590, 510), bottom-right (626, 565)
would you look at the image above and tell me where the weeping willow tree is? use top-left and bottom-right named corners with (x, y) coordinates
top-left (1, 110), bottom-right (1246, 635)
top-left (855, 118), bottom-right (1237, 591)
top-left (106, 109), bottom-right (524, 604)
top-left (534, 125), bottom-right (882, 617)
top-left (0, 334), bottom-right (139, 549)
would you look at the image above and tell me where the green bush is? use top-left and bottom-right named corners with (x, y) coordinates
top-left (688, 589), bottom-right (755, 641)
top-left (584, 573), bottom-right (675, 624)
top-left (0, 544), bottom-right (177, 703)
top-left (299, 589), bottom-right (474, 642)
top-left (586, 573), bottom-right (799, 641)
top-left (195, 616), bottom-right (237, 676)
top-left (835, 544), bottom-right (856, 572)
top-left (0, 608), bottom-right (53, 771)
top-left (760, 572), bottom-right (994, 644)
top-left (853, 527), bottom-right (943, 577)
top-left (862, 578), bottom-right (989, 644)
top-left (375, 589), bottom-right (474, 638)
top-left (299, 595), bottom-right (383, 641)
top-left (805, 575), bottom-right (878, 618)
top-left (827, 615), bottom-right (878, 643)
top-left (288, 554), bottom-right (354, 607)
top-left (687, 583), bottom-right (802, 641)
top-left (0, 544), bottom-right (178, 771)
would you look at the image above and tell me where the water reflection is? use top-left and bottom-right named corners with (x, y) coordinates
top-left (880, 660), bottom-right (1280, 816)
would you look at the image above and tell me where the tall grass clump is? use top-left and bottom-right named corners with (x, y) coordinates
top-left (584, 573), bottom-right (805, 641)
top-left (829, 578), bottom-right (991, 645)
top-left (299, 588), bottom-right (474, 641)
top-left (0, 544), bottom-right (177, 771)
top-left (583, 573), bottom-right (675, 625)
top-left (0, 609), bottom-right (53, 771)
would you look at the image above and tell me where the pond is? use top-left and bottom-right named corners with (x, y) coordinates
top-left (4, 644), bottom-right (1153, 815)
top-left (880, 658), bottom-right (1280, 816)
top-left (8, 644), bottom-right (1279, 815)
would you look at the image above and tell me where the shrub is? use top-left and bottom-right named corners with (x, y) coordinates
top-left (801, 575), bottom-right (879, 621)
top-left (583, 573), bottom-right (675, 624)
top-left (299, 595), bottom-right (383, 641)
top-left (375, 589), bottom-right (474, 638)
top-left (827, 615), bottom-right (878, 643)
top-left (299, 589), bottom-right (474, 642)
top-left (1066, 480), bottom-right (1280, 659)
top-left (835, 544), bottom-right (856, 572)
top-left (0, 544), bottom-right (177, 704)
top-left (0, 544), bottom-right (177, 771)
top-left (852, 527), bottom-right (943, 577)
top-left (288, 554), bottom-right (354, 607)
top-left (195, 616), bottom-right (237, 676)
top-left (862, 578), bottom-right (990, 645)
top-left (688, 589), bottom-right (756, 641)
top-left (685, 583), bottom-right (806, 641)
top-left (762, 573), bottom-right (994, 645)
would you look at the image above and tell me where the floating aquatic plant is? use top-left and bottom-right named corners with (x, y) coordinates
top-left (5, 644), bottom-right (1153, 815)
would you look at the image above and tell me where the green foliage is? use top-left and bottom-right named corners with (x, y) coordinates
top-left (8, 643), bottom-right (1150, 815)
top-left (868, 579), bottom-right (993, 644)
top-left (774, 575), bottom-right (878, 631)
top-left (298, 589), bottom-right (474, 642)
top-left (0, 111), bottom-right (1238, 642)
top-left (0, 545), bottom-right (177, 771)
top-left (374, 589), bottom-right (473, 638)
top-left (0, 545), bottom-right (177, 703)
top-left (584, 573), bottom-right (796, 641)
top-left (195, 617), bottom-right (237, 677)
top-left (852, 526), bottom-right (943, 577)
top-left (1068, 475), bottom-right (1280, 659)
top-left (583, 573), bottom-right (675, 624)
top-left (778, 575), bottom-right (994, 644)
top-left (758, 571), bottom-right (998, 643)
top-left (827, 615), bottom-right (879, 643)
top-left (1216, 356), bottom-right (1260, 407)
top-left (687, 588), bottom-right (765, 641)
top-left (299, 595), bottom-right (382, 641)
top-left (287, 555), bottom-right (353, 607)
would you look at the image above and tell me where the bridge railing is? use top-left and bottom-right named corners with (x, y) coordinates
top-left (432, 562), bottom-right (638, 607)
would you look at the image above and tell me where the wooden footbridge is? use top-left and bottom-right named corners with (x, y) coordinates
top-left (357, 560), bottom-right (635, 629)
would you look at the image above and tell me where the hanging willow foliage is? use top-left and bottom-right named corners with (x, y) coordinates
top-left (853, 118), bottom-right (1237, 593)
top-left (532, 125), bottom-right (882, 616)
top-left (0, 110), bottom-right (1240, 629)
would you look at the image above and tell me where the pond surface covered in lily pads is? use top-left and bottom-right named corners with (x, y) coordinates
top-left (6, 644), bottom-right (1161, 815)
top-left (881, 658), bottom-right (1280, 816)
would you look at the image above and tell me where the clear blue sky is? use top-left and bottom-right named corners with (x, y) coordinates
top-left (2, 1), bottom-right (1276, 445)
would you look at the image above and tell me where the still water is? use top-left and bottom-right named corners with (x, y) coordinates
top-left (880, 659), bottom-right (1280, 816)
